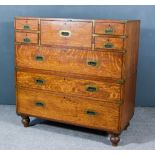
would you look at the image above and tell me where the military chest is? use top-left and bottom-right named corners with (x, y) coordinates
top-left (15, 17), bottom-right (140, 146)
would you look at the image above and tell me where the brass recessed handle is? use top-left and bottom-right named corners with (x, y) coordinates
top-left (85, 85), bottom-right (98, 92)
top-left (86, 60), bottom-right (98, 67)
top-left (35, 55), bottom-right (44, 61)
top-left (86, 110), bottom-right (97, 116)
top-left (35, 79), bottom-right (44, 85)
top-left (35, 102), bottom-right (44, 107)
top-left (104, 27), bottom-right (113, 34)
top-left (104, 42), bottom-right (113, 49)
top-left (23, 37), bottom-right (30, 43)
top-left (59, 30), bottom-right (71, 37)
top-left (23, 25), bottom-right (30, 30)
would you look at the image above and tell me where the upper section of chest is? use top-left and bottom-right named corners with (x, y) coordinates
top-left (14, 17), bottom-right (139, 51)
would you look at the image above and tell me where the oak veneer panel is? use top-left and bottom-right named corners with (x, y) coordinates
top-left (16, 45), bottom-right (123, 79)
top-left (95, 22), bottom-right (125, 35)
top-left (17, 88), bottom-right (77, 123)
top-left (17, 88), bottom-right (120, 132)
top-left (17, 71), bottom-right (122, 102)
top-left (15, 19), bottom-right (39, 31)
top-left (120, 21), bottom-right (140, 130)
top-left (15, 32), bottom-right (38, 44)
top-left (95, 37), bottom-right (124, 50)
top-left (40, 20), bottom-right (92, 48)
top-left (122, 21), bottom-right (140, 78)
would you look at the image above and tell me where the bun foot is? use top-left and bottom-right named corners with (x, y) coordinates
top-left (21, 115), bottom-right (30, 127)
top-left (124, 122), bottom-right (130, 130)
top-left (110, 134), bottom-right (120, 146)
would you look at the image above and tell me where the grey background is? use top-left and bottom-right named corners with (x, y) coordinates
top-left (0, 5), bottom-right (154, 106)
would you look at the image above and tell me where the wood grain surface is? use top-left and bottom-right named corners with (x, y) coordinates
top-left (15, 32), bottom-right (38, 44)
top-left (40, 20), bottom-right (93, 48)
top-left (15, 19), bottom-right (39, 31)
top-left (17, 88), bottom-right (120, 131)
top-left (95, 22), bottom-right (125, 35)
top-left (16, 45), bottom-right (123, 79)
top-left (95, 37), bottom-right (124, 50)
top-left (16, 71), bottom-right (122, 102)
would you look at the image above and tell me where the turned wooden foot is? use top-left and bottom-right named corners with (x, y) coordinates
top-left (124, 122), bottom-right (130, 130)
top-left (110, 134), bottom-right (120, 146)
top-left (21, 115), bottom-right (30, 127)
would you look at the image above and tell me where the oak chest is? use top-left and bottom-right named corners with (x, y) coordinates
top-left (15, 17), bottom-right (140, 146)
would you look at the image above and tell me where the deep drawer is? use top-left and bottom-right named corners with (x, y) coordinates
top-left (16, 45), bottom-right (123, 79)
top-left (15, 19), bottom-right (39, 31)
top-left (15, 32), bottom-right (38, 44)
top-left (40, 20), bottom-right (92, 48)
top-left (95, 22), bottom-right (125, 35)
top-left (16, 71), bottom-right (122, 102)
top-left (95, 37), bottom-right (124, 50)
top-left (17, 88), bottom-right (120, 131)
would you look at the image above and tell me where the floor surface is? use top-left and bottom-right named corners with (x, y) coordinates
top-left (0, 105), bottom-right (155, 150)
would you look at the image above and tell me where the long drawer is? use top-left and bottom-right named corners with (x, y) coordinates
top-left (16, 45), bottom-right (123, 79)
top-left (16, 71), bottom-right (122, 102)
top-left (17, 88), bottom-right (120, 131)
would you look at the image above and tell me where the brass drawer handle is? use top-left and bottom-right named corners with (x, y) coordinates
top-left (35, 102), bottom-right (44, 107)
top-left (104, 42), bottom-right (113, 49)
top-left (35, 55), bottom-right (44, 61)
top-left (86, 60), bottom-right (98, 67)
top-left (23, 25), bottom-right (30, 30)
top-left (104, 27), bottom-right (113, 34)
top-left (23, 37), bottom-right (30, 43)
top-left (35, 79), bottom-right (44, 85)
top-left (85, 85), bottom-right (98, 92)
top-left (59, 30), bottom-right (71, 37)
top-left (86, 110), bottom-right (97, 115)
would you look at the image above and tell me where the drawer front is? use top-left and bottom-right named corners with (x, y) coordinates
top-left (40, 20), bottom-right (92, 48)
top-left (15, 19), bottom-right (39, 31)
top-left (17, 88), bottom-right (77, 122)
top-left (17, 71), bottom-right (121, 102)
top-left (17, 88), bottom-right (119, 131)
top-left (16, 32), bottom-right (38, 44)
top-left (77, 100), bottom-right (119, 131)
top-left (16, 45), bottom-right (123, 79)
top-left (95, 37), bottom-right (124, 50)
top-left (95, 22), bottom-right (125, 35)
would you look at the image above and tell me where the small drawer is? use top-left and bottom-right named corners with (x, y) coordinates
top-left (17, 88), bottom-right (78, 122)
top-left (95, 22), bottom-right (125, 35)
top-left (15, 32), bottom-right (38, 44)
top-left (77, 100), bottom-right (119, 131)
top-left (15, 19), bottom-right (39, 31)
top-left (95, 37), bottom-right (124, 50)
top-left (40, 20), bottom-right (92, 48)
top-left (16, 71), bottom-right (122, 102)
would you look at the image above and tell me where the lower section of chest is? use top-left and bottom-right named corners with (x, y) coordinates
top-left (17, 88), bottom-right (120, 132)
